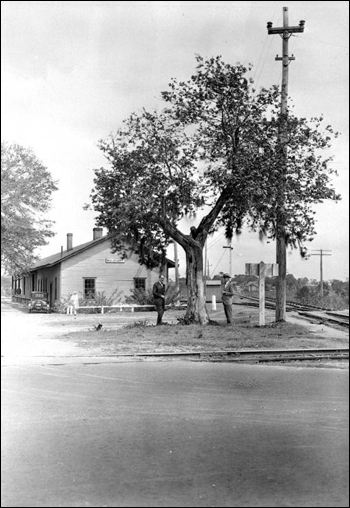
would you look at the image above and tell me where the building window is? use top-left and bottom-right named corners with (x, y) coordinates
top-left (43, 278), bottom-right (47, 292)
top-left (134, 278), bottom-right (146, 292)
top-left (54, 277), bottom-right (58, 301)
top-left (84, 278), bottom-right (96, 299)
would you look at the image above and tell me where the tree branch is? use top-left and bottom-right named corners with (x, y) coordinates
top-left (196, 185), bottom-right (233, 243)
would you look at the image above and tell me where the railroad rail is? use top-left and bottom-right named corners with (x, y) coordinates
top-left (201, 348), bottom-right (349, 363)
top-left (2, 349), bottom-right (348, 366)
top-left (238, 295), bottom-right (349, 328)
top-left (69, 347), bottom-right (348, 363)
top-left (297, 311), bottom-right (349, 329)
top-left (239, 294), bottom-right (332, 313)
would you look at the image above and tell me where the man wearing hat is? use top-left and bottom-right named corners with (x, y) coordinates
top-left (222, 273), bottom-right (236, 324)
top-left (153, 273), bottom-right (166, 325)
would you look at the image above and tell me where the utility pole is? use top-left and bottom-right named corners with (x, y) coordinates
top-left (223, 242), bottom-right (233, 277)
top-left (310, 249), bottom-right (332, 297)
top-left (267, 7), bottom-right (305, 322)
top-left (207, 259), bottom-right (212, 280)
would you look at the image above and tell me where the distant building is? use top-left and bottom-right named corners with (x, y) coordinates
top-left (246, 280), bottom-right (259, 292)
top-left (12, 228), bottom-right (175, 308)
top-left (205, 280), bottom-right (223, 302)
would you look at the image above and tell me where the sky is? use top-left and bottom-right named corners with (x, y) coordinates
top-left (1, 1), bottom-right (349, 281)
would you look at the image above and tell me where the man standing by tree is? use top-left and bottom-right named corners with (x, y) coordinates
top-left (88, 55), bottom-right (341, 325)
top-left (222, 273), bottom-right (236, 325)
top-left (153, 274), bottom-right (166, 326)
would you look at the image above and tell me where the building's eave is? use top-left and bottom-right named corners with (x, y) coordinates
top-left (30, 236), bottom-right (112, 271)
top-left (29, 235), bottom-right (175, 271)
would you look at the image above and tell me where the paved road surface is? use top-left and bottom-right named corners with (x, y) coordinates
top-left (2, 361), bottom-right (348, 507)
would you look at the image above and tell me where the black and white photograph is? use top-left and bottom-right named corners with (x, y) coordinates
top-left (1, 1), bottom-right (349, 507)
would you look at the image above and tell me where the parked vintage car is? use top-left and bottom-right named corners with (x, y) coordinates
top-left (28, 292), bottom-right (50, 313)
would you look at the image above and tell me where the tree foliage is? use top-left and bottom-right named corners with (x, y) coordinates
top-left (88, 55), bottom-right (341, 324)
top-left (1, 141), bottom-right (58, 274)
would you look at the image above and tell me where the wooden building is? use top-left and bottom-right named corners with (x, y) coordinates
top-left (205, 280), bottom-right (223, 303)
top-left (12, 228), bottom-right (175, 308)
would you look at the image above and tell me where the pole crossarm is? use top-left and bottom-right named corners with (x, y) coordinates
top-left (223, 245), bottom-right (234, 277)
top-left (311, 250), bottom-right (332, 255)
top-left (267, 25), bottom-right (305, 35)
top-left (275, 56), bottom-right (295, 61)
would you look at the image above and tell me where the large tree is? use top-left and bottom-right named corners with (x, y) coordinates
top-left (1, 141), bottom-right (58, 274)
top-left (88, 55), bottom-right (340, 324)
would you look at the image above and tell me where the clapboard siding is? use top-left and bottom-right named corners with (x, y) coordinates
top-left (60, 239), bottom-right (165, 301)
top-left (16, 235), bottom-right (173, 306)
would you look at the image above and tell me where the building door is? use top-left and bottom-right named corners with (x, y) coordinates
top-left (49, 282), bottom-right (53, 309)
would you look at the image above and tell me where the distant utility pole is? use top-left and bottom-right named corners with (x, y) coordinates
top-left (173, 241), bottom-right (180, 293)
top-left (207, 259), bottom-right (212, 280)
top-left (267, 7), bottom-right (305, 322)
top-left (223, 243), bottom-right (233, 277)
top-left (310, 249), bottom-right (332, 297)
top-left (204, 240), bottom-right (212, 298)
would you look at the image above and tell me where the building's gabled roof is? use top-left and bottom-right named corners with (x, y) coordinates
top-left (206, 280), bottom-right (222, 286)
top-left (31, 235), bottom-right (175, 270)
top-left (246, 280), bottom-right (259, 287)
top-left (31, 235), bottom-right (109, 270)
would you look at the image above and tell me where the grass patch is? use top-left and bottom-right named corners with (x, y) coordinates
top-left (62, 320), bottom-right (348, 355)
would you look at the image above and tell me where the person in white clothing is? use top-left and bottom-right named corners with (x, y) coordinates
top-left (68, 291), bottom-right (80, 317)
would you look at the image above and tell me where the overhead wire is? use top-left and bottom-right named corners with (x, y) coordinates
top-left (253, 4), bottom-right (279, 90)
top-left (210, 249), bottom-right (227, 276)
top-left (207, 230), bottom-right (226, 250)
top-left (252, 33), bottom-right (270, 83)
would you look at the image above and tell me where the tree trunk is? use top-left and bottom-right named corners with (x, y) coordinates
top-left (275, 211), bottom-right (287, 322)
top-left (184, 243), bottom-right (210, 325)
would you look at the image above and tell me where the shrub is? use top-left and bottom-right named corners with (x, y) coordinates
top-left (52, 292), bottom-right (79, 314)
top-left (125, 288), bottom-right (154, 305)
top-left (80, 289), bottom-right (123, 308)
top-left (125, 282), bottom-right (181, 306)
top-left (52, 299), bottom-right (68, 314)
top-left (52, 288), bottom-right (123, 313)
top-left (295, 286), bottom-right (348, 310)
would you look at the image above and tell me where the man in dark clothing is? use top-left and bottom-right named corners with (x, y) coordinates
top-left (222, 273), bottom-right (236, 324)
top-left (153, 274), bottom-right (166, 325)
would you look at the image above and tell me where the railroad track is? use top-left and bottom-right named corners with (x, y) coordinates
top-left (238, 296), bottom-right (349, 329)
top-left (94, 347), bottom-right (349, 363)
top-left (296, 311), bottom-right (349, 329)
top-left (2, 349), bottom-right (348, 366)
top-left (203, 348), bottom-right (349, 363)
top-left (239, 294), bottom-right (330, 313)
